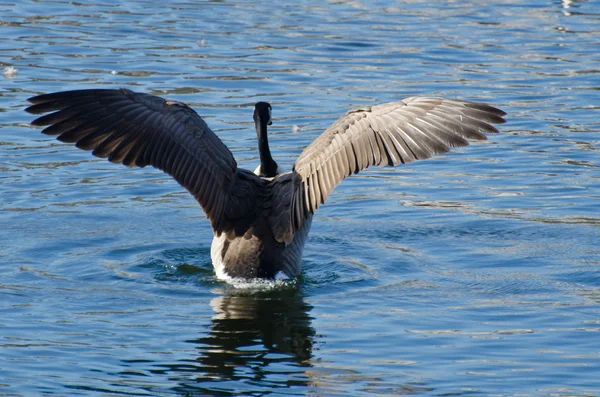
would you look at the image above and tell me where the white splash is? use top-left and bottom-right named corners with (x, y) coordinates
top-left (3, 66), bottom-right (17, 78)
top-left (227, 277), bottom-right (296, 290)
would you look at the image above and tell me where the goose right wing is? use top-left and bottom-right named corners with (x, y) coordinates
top-left (293, 97), bottom-right (506, 216)
top-left (26, 88), bottom-right (263, 237)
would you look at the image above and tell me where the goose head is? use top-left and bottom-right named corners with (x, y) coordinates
top-left (253, 102), bottom-right (278, 178)
top-left (253, 101), bottom-right (272, 126)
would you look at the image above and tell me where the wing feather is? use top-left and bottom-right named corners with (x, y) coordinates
top-left (293, 97), bottom-right (506, 218)
top-left (26, 88), bottom-right (263, 237)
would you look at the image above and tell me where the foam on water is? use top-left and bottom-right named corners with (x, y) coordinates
top-left (220, 275), bottom-right (298, 292)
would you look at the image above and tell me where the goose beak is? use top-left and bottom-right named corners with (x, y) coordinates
top-left (267, 120), bottom-right (272, 126)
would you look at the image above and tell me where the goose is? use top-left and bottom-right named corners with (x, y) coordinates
top-left (26, 89), bottom-right (506, 280)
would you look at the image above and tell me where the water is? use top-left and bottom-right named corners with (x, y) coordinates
top-left (1, 0), bottom-right (599, 395)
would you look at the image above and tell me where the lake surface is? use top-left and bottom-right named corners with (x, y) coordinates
top-left (1, 0), bottom-right (600, 396)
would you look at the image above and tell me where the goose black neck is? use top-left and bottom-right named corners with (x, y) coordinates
top-left (256, 120), bottom-right (278, 178)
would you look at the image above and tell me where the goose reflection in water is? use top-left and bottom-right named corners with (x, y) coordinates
top-left (161, 289), bottom-right (315, 393)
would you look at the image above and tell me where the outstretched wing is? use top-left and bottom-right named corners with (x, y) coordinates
top-left (292, 96), bottom-right (506, 218)
top-left (26, 88), bottom-right (262, 236)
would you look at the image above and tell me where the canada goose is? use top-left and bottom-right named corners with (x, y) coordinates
top-left (26, 89), bottom-right (506, 280)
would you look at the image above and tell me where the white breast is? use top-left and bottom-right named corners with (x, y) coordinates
top-left (210, 233), bottom-right (231, 281)
top-left (253, 164), bottom-right (285, 178)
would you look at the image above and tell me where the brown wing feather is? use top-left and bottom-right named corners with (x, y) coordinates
top-left (26, 88), bottom-right (262, 237)
top-left (293, 97), bottom-right (506, 217)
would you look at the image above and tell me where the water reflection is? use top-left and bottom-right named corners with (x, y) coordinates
top-left (561, 0), bottom-right (588, 10)
top-left (172, 289), bottom-right (314, 395)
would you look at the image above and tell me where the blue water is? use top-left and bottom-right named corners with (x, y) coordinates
top-left (2, 0), bottom-right (600, 396)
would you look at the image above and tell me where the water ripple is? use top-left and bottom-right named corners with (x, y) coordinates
top-left (2, 0), bottom-right (600, 396)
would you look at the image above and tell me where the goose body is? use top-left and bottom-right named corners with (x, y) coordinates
top-left (26, 89), bottom-right (506, 280)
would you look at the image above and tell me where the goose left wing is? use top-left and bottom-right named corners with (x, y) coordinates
top-left (26, 88), bottom-right (263, 237)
